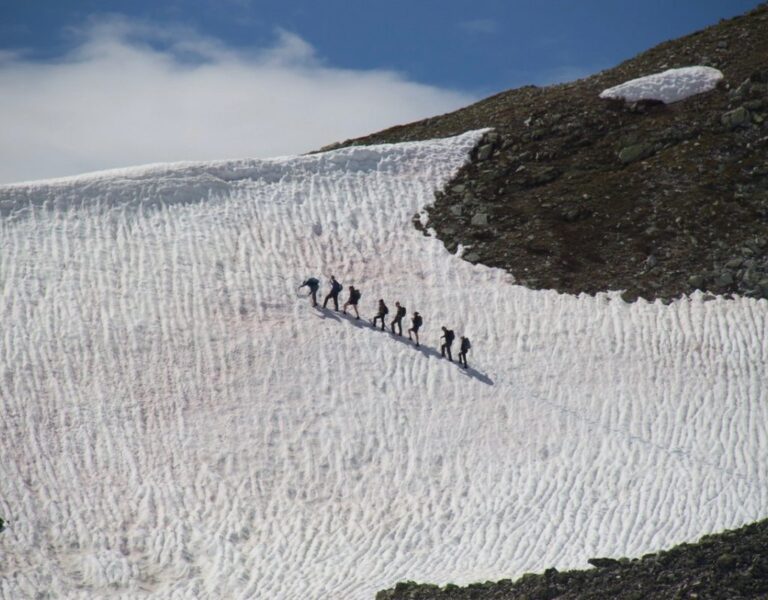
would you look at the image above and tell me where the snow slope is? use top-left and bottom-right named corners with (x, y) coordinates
top-left (1, 132), bottom-right (766, 599)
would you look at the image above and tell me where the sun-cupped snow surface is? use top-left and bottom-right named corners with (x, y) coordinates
top-left (1, 131), bottom-right (767, 600)
top-left (599, 66), bottom-right (723, 103)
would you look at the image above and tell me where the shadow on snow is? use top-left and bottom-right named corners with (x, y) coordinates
top-left (313, 307), bottom-right (494, 386)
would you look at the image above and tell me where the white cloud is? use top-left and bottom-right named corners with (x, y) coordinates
top-left (0, 17), bottom-right (474, 184)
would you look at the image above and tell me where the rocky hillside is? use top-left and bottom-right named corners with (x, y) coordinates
top-left (376, 518), bottom-right (768, 600)
top-left (330, 2), bottom-right (768, 302)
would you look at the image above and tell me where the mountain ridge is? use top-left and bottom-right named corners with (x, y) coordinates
top-left (331, 2), bottom-right (768, 304)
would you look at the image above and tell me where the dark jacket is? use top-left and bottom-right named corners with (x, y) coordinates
top-left (302, 278), bottom-right (319, 291)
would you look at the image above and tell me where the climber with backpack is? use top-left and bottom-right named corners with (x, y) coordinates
top-left (372, 299), bottom-right (389, 330)
top-left (323, 275), bottom-right (343, 311)
top-left (390, 301), bottom-right (406, 336)
top-left (440, 326), bottom-right (455, 361)
top-left (459, 336), bottom-right (472, 368)
top-left (299, 277), bottom-right (320, 307)
top-left (408, 311), bottom-right (423, 346)
top-left (343, 285), bottom-right (362, 319)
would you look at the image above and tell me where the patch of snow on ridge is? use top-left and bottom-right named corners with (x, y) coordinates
top-left (599, 66), bottom-right (723, 104)
top-left (1, 131), bottom-right (767, 599)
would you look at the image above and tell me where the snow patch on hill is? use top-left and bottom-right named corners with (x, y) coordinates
top-left (1, 131), bottom-right (766, 599)
top-left (599, 66), bottom-right (723, 103)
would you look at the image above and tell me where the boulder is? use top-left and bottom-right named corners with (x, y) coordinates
top-left (477, 144), bottom-right (494, 161)
top-left (716, 272), bottom-right (734, 287)
top-left (721, 106), bottom-right (751, 129)
top-left (619, 143), bottom-right (655, 164)
top-left (588, 557), bottom-right (620, 569)
top-left (471, 212), bottom-right (489, 226)
top-left (716, 553), bottom-right (739, 572)
top-left (528, 167), bottom-right (561, 186)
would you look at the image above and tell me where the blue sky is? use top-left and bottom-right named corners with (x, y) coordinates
top-left (3, 0), bottom-right (761, 92)
top-left (0, 1), bottom-right (762, 183)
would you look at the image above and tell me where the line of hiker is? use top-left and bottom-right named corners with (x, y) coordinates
top-left (299, 276), bottom-right (472, 368)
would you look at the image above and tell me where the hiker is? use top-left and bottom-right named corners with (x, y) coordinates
top-left (390, 301), bottom-right (406, 336)
top-left (440, 327), bottom-right (455, 361)
top-left (372, 299), bottom-right (389, 330)
top-left (299, 277), bottom-right (320, 307)
top-left (459, 336), bottom-right (472, 368)
top-left (408, 311), bottom-right (423, 346)
top-left (343, 286), bottom-right (362, 319)
top-left (323, 276), bottom-right (343, 311)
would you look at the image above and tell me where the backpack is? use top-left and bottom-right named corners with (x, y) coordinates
top-left (446, 330), bottom-right (455, 343)
top-left (332, 280), bottom-right (343, 293)
top-left (351, 289), bottom-right (361, 302)
top-left (305, 278), bottom-right (319, 290)
top-left (463, 338), bottom-right (471, 351)
top-left (413, 315), bottom-right (422, 328)
top-left (397, 306), bottom-right (406, 318)
top-left (382, 304), bottom-right (389, 315)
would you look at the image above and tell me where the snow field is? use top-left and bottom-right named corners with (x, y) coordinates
top-left (0, 131), bottom-right (767, 599)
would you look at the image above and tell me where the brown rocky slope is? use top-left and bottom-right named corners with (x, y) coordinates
top-left (329, 2), bottom-right (768, 303)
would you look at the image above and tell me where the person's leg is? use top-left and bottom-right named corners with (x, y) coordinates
top-left (311, 290), bottom-right (317, 306)
top-left (353, 305), bottom-right (359, 319)
top-left (441, 343), bottom-right (446, 357)
top-left (447, 346), bottom-right (453, 361)
top-left (397, 321), bottom-right (402, 336)
top-left (415, 330), bottom-right (419, 346)
top-left (323, 293), bottom-right (331, 308)
top-left (333, 293), bottom-right (339, 311)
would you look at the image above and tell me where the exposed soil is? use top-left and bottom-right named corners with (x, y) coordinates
top-left (330, 2), bottom-right (768, 303)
